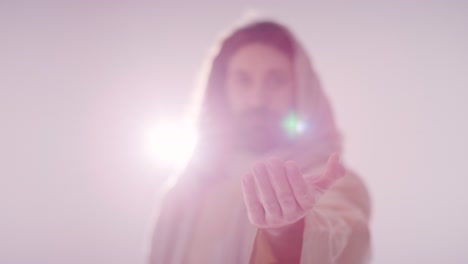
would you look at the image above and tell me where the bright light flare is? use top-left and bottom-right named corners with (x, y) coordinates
top-left (145, 119), bottom-right (198, 169)
top-left (282, 112), bottom-right (306, 137)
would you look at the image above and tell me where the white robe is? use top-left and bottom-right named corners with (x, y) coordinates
top-left (147, 19), bottom-right (372, 264)
top-left (148, 151), bottom-right (371, 264)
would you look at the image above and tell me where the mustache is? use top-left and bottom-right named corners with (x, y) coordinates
top-left (238, 108), bottom-right (279, 120)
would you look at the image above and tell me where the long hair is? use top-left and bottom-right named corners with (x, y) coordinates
top-left (185, 20), bottom-right (341, 180)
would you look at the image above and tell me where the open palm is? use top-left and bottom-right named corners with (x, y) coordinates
top-left (241, 153), bottom-right (345, 229)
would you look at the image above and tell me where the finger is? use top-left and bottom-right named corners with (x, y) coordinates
top-left (312, 153), bottom-right (346, 191)
top-left (252, 162), bottom-right (282, 219)
top-left (266, 157), bottom-right (299, 220)
top-left (241, 172), bottom-right (265, 225)
top-left (284, 160), bottom-right (316, 210)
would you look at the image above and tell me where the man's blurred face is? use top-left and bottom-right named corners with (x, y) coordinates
top-left (225, 43), bottom-right (295, 153)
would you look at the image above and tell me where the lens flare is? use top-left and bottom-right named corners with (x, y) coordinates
top-left (282, 112), bottom-right (306, 137)
top-left (145, 119), bottom-right (198, 168)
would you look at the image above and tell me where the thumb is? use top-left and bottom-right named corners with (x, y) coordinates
top-left (307, 153), bottom-right (346, 192)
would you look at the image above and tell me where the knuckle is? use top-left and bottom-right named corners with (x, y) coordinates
top-left (247, 201), bottom-right (264, 213)
top-left (264, 199), bottom-right (281, 214)
top-left (278, 193), bottom-right (296, 207)
top-left (248, 213), bottom-right (263, 225)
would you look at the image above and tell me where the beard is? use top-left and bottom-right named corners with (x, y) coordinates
top-left (231, 108), bottom-right (290, 154)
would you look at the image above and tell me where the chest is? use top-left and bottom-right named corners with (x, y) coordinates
top-left (184, 177), bottom-right (256, 263)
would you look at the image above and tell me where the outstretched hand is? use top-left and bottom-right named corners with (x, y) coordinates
top-left (241, 152), bottom-right (345, 229)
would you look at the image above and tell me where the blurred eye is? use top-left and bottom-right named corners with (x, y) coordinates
top-left (265, 71), bottom-right (289, 90)
top-left (233, 71), bottom-right (251, 88)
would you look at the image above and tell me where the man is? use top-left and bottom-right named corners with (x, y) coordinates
top-left (149, 20), bottom-right (371, 264)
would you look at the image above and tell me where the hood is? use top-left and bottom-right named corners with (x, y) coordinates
top-left (182, 19), bottom-right (342, 184)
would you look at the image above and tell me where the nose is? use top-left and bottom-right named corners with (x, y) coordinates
top-left (248, 84), bottom-right (268, 108)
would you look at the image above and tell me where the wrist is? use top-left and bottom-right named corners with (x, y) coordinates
top-left (263, 217), bottom-right (305, 240)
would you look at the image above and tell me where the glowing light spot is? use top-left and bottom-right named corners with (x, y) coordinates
top-left (145, 119), bottom-right (198, 169)
top-left (282, 113), bottom-right (306, 137)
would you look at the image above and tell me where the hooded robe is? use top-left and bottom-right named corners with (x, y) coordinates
top-left (148, 21), bottom-right (371, 264)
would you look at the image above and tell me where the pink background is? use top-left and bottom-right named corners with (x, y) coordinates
top-left (1, 1), bottom-right (467, 263)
